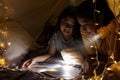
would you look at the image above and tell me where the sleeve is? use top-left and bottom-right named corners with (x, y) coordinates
top-left (97, 19), bottom-right (115, 39)
top-left (48, 33), bottom-right (56, 48)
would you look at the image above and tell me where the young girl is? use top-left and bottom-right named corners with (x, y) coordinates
top-left (22, 5), bottom-right (88, 73)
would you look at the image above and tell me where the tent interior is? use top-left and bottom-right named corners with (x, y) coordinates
top-left (1, 0), bottom-right (85, 67)
top-left (0, 0), bottom-right (120, 79)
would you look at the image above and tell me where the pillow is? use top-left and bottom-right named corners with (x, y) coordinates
top-left (2, 21), bottom-right (34, 67)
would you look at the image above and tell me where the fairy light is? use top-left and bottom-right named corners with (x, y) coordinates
top-left (0, 56), bottom-right (8, 67)
top-left (90, 45), bottom-right (94, 48)
top-left (94, 9), bottom-right (100, 13)
top-left (7, 42), bottom-right (11, 46)
top-left (89, 0), bottom-right (101, 79)
top-left (87, 0), bottom-right (117, 79)
top-left (0, 42), bottom-right (5, 48)
top-left (95, 0), bottom-right (120, 80)
top-left (90, 0), bottom-right (120, 79)
top-left (0, 0), bottom-right (11, 67)
top-left (109, 0), bottom-right (120, 62)
top-left (93, 43), bottom-right (100, 79)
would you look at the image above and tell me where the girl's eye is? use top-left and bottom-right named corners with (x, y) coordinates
top-left (61, 20), bottom-right (74, 29)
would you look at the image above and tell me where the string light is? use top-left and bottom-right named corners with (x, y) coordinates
top-left (88, 0), bottom-right (118, 79)
top-left (94, 9), bottom-right (100, 13)
top-left (0, 56), bottom-right (8, 67)
top-left (89, 0), bottom-right (101, 79)
top-left (0, 0), bottom-right (11, 67)
top-left (85, 0), bottom-right (120, 79)
top-left (97, 0), bottom-right (120, 79)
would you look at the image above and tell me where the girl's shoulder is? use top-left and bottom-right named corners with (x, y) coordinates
top-left (52, 31), bottom-right (62, 38)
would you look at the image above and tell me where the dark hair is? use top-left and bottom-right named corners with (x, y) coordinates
top-left (77, 0), bottom-right (95, 21)
top-left (95, 0), bottom-right (115, 25)
top-left (55, 5), bottom-right (82, 40)
top-left (77, 0), bottom-right (115, 26)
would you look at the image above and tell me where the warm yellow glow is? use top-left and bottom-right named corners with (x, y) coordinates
top-left (107, 67), bottom-right (111, 70)
top-left (107, 0), bottom-right (120, 16)
top-left (90, 45), bottom-right (94, 48)
top-left (0, 0), bottom-right (9, 68)
top-left (89, 75), bottom-right (103, 80)
top-left (7, 42), bottom-right (11, 46)
top-left (114, 61), bottom-right (117, 64)
top-left (117, 30), bottom-right (120, 35)
top-left (94, 23), bottom-right (99, 25)
top-left (0, 42), bottom-right (5, 48)
top-left (118, 38), bottom-right (120, 40)
top-left (118, 5), bottom-right (120, 8)
top-left (91, 57), bottom-right (95, 60)
top-left (0, 42), bottom-right (11, 49)
top-left (0, 56), bottom-right (8, 67)
top-left (2, 31), bottom-right (7, 37)
top-left (110, 54), bottom-right (114, 59)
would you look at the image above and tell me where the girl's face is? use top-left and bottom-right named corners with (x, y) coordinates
top-left (60, 17), bottom-right (75, 37)
top-left (77, 17), bottom-right (95, 36)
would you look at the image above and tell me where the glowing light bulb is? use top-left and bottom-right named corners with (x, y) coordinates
top-left (90, 45), bottom-right (94, 48)
top-left (91, 57), bottom-right (95, 60)
top-left (114, 61), bottom-right (117, 64)
top-left (0, 42), bottom-right (5, 48)
top-left (107, 67), bottom-right (111, 70)
top-left (116, 28), bottom-right (120, 35)
top-left (0, 56), bottom-right (8, 67)
top-left (94, 9), bottom-right (100, 13)
top-left (100, 77), bottom-right (103, 80)
top-left (7, 42), bottom-right (11, 46)
top-left (94, 23), bottom-right (99, 25)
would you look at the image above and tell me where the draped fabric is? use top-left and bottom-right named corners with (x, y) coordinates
top-left (0, 69), bottom-right (60, 80)
top-left (6, 0), bottom-right (82, 38)
top-left (107, 0), bottom-right (120, 17)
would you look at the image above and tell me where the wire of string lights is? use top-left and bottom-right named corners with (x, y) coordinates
top-left (92, 0), bottom-right (101, 79)
top-left (101, 0), bottom-right (120, 79)
top-left (87, 0), bottom-right (119, 79)
top-left (92, 0), bottom-right (120, 80)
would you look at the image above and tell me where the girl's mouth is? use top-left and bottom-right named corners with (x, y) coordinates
top-left (64, 29), bottom-right (70, 33)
